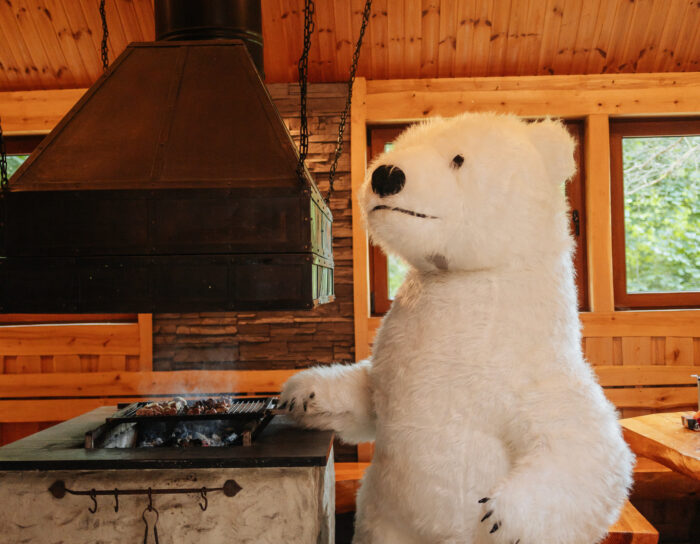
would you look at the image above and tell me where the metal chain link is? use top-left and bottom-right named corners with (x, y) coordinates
top-left (0, 118), bottom-right (9, 191)
top-left (327, 0), bottom-right (372, 203)
top-left (99, 0), bottom-right (109, 72)
top-left (296, 0), bottom-right (315, 183)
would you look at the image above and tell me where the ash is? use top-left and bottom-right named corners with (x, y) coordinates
top-left (138, 420), bottom-right (240, 448)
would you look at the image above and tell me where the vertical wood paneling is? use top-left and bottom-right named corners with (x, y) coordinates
top-left (437, 0), bottom-right (458, 77)
top-left (485, 0), bottom-right (512, 75)
top-left (694, 338), bottom-right (700, 366)
top-left (584, 337), bottom-right (614, 365)
top-left (97, 354), bottom-right (127, 371)
top-left (651, 337), bottom-right (665, 366)
top-left (453, 0), bottom-right (474, 77)
top-left (369, 0), bottom-right (389, 79)
top-left (53, 354), bottom-right (81, 372)
top-left (419, 0), bottom-right (440, 78)
top-left (664, 337), bottom-right (695, 366)
top-left (621, 337), bottom-right (652, 365)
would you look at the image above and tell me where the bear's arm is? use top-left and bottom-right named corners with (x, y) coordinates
top-left (279, 360), bottom-right (376, 444)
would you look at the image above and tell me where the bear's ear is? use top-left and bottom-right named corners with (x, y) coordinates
top-left (529, 118), bottom-right (577, 184)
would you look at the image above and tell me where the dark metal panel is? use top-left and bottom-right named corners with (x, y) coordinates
top-left (0, 254), bottom-right (333, 313)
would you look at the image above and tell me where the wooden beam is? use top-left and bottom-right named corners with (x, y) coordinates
top-left (351, 77), bottom-right (371, 362)
top-left (585, 113), bottom-right (615, 312)
top-left (605, 387), bottom-right (697, 411)
top-left (595, 365), bottom-right (699, 387)
top-left (581, 311), bottom-right (700, 337)
top-left (0, 370), bottom-right (298, 399)
top-left (137, 313), bottom-right (153, 370)
top-left (365, 73), bottom-right (700, 121)
top-left (0, 323), bottom-right (141, 356)
top-left (0, 88), bottom-right (85, 134)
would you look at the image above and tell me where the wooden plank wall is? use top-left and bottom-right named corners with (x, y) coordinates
top-left (0, 315), bottom-right (152, 444)
top-left (584, 336), bottom-right (700, 418)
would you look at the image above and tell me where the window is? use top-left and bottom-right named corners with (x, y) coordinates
top-left (3, 135), bottom-right (43, 177)
top-left (610, 119), bottom-right (700, 309)
top-left (367, 121), bottom-right (588, 314)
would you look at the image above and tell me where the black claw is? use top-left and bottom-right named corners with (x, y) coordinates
top-left (478, 497), bottom-right (490, 503)
top-left (289, 399), bottom-right (295, 411)
top-left (303, 401), bottom-right (308, 412)
top-left (309, 392), bottom-right (315, 398)
top-left (480, 511), bottom-right (493, 522)
top-left (490, 522), bottom-right (500, 534)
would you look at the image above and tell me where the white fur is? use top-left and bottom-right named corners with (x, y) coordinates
top-left (280, 113), bottom-right (634, 544)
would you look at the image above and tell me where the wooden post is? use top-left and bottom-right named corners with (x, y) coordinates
top-left (351, 77), bottom-right (371, 362)
top-left (584, 114), bottom-right (615, 313)
top-left (137, 314), bottom-right (153, 370)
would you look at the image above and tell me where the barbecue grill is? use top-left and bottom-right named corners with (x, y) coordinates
top-left (85, 397), bottom-right (280, 449)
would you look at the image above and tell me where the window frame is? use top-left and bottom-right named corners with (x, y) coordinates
top-left (609, 118), bottom-right (700, 310)
top-left (367, 121), bottom-right (589, 314)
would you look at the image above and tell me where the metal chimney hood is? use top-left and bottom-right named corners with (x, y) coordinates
top-left (0, 0), bottom-right (334, 313)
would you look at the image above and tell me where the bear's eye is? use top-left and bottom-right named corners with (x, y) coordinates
top-left (451, 154), bottom-right (465, 169)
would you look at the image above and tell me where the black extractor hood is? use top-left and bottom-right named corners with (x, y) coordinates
top-left (0, 0), bottom-right (334, 313)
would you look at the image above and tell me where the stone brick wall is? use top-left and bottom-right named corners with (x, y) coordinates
top-left (153, 83), bottom-right (356, 371)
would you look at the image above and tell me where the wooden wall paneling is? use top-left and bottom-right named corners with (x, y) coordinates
top-left (436, 0), bottom-right (458, 77)
top-left (596, 365), bottom-right (699, 387)
top-left (549, 0), bottom-right (582, 76)
top-left (61, 0), bottom-right (103, 77)
top-left (452, 0), bottom-right (473, 77)
top-left (97, 355), bottom-right (127, 371)
top-left (516, 0), bottom-right (545, 77)
top-left (650, 0), bottom-right (685, 73)
top-left (351, 77), bottom-right (371, 361)
top-left (18, 0), bottom-right (74, 89)
top-left (621, 337), bottom-right (653, 366)
top-left (584, 114), bottom-right (614, 312)
top-left (631, 0), bottom-right (668, 74)
top-left (0, 88), bottom-right (84, 133)
top-left (419, 0), bottom-right (440, 78)
top-left (15, 356), bottom-right (42, 374)
top-left (315, 0), bottom-right (336, 83)
top-left (53, 355), bottom-right (82, 373)
top-left (681, 10), bottom-right (700, 72)
top-left (387, 0), bottom-right (405, 80)
top-left (369, 0), bottom-right (389, 79)
top-left (568, 0), bottom-right (601, 75)
top-left (651, 337), bottom-right (665, 366)
top-left (484, 0), bottom-right (510, 75)
top-left (612, 337), bottom-right (623, 365)
top-left (403, 0), bottom-right (422, 79)
top-left (467, 0), bottom-right (492, 78)
top-left (533, 0), bottom-right (559, 76)
top-left (0, 1), bottom-right (43, 90)
top-left (694, 338), bottom-right (700, 365)
top-left (664, 337), bottom-right (695, 366)
top-left (40, 1), bottom-right (91, 86)
top-left (584, 337), bottom-right (615, 365)
top-left (40, 355), bottom-right (55, 373)
top-left (501, 0), bottom-right (526, 76)
top-left (0, 324), bottom-right (141, 356)
top-left (331, 0), bottom-right (352, 86)
top-left (138, 313), bottom-right (153, 370)
top-left (583, 0), bottom-right (617, 74)
top-left (0, 370), bottom-right (298, 399)
top-left (581, 310), bottom-right (700, 337)
top-left (599, 0), bottom-right (635, 75)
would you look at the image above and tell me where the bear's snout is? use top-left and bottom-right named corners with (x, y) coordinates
top-left (371, 165), bottom-right (405, 197)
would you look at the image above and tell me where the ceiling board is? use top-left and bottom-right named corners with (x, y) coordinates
top-left (0, 0), bottom-right (699, 92)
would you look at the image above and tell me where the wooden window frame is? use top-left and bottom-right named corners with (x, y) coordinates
top-left (367, 122), bottom-right (589, 314)
top-left (609, 118), bottom-right (700, 310)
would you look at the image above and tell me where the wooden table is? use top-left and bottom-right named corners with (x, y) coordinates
top-left (621, 412), bottom-right (700, 481)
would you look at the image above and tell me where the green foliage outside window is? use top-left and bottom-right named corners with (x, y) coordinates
top-left (6, 155), bottom-right (28, 178)
top-left (622, 136), bottom-right (700, 293)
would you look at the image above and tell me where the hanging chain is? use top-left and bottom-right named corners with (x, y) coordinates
top-left (0, 118), bottom-right (9, 191)
top-left (296, 0), bottom-right (315, 183)
top-left (99, 0), bottom-right (109, 72)
top-left (326, 0), bottom-right (372, 203)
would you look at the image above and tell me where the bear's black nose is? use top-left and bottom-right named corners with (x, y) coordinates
top-left (371, 165), bottom-right (405, 197)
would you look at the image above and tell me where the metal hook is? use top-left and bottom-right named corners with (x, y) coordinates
top-left (199, 487), bottom-right (208, 511)
top-left (142, 504), bottom-right (159, 544)
top-left (88, 489), bottom-right (97, 514)
top-left (113, 488), bottom-right (119, 512)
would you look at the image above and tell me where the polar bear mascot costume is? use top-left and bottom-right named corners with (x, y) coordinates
top-left (280, 113), bottom-right (633, 544)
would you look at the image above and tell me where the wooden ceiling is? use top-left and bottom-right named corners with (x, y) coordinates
top-left (1, 0), bottom-right (699, 92)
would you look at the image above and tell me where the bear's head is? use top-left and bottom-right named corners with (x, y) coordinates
top-left (359, 113), bottom-right (577, 273)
